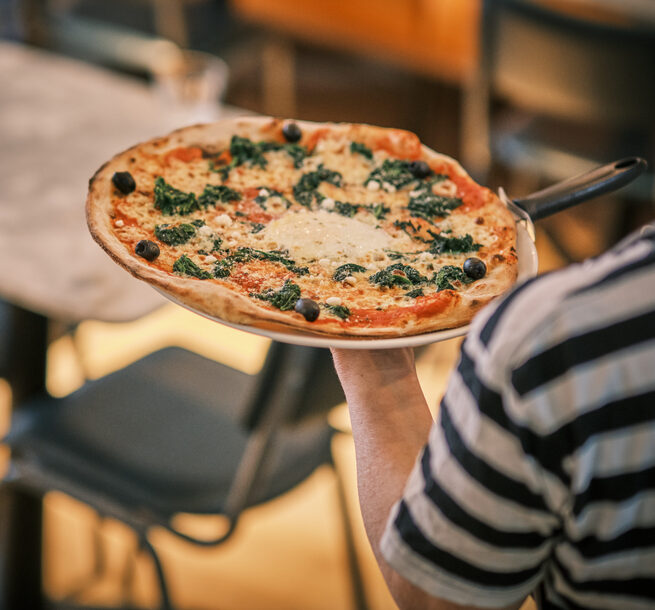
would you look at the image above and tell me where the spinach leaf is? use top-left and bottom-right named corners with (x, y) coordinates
top-left (198, 184), bottom-right (241, 207)
top-left (326, 304), bottom-right (351, 319)
top-left (334, 201), bottom-right (360, 217)
top-left (366, 159), bottom-right (415, 189)
top-left (333, 263), bottom-right (367, 282)
top-left (253, 280), bottom-right (301, 311)
top-left (394, 219), bottom-right (423, 238)
top-left (367, 202), bottom-right (390, 220)
top-left (212, 259), bottom-right (232, 278)
top-left (426, 231), bottom-right (481, 254)
top-left (407, 180), bottom-right (462, 221)
top-left (212, 247), bottom-right (308, 279)
top-left (350, 141), bottom-right (373, 160)
top-left (369, 263), bottom-right (428, 288)
top-left (231, 135), bottom-right (267, 168)
top-left (173, 254), bottom-right (212, 279)
top-left (405, 288), bottom-right (424, 298)
top-left (154, 177), bottom-right (200, 215)
top-left (275, 143), bottom-right (307, 168)
top-left (433, 265), bottom-right (473, 291)
top-left (385, 250), bottom-right (407, 260)
top-left (293, 165), bottom-right (342, 207)
top-left (212, 137), bottom-right (308, 178)
top-left (154, 223), bottom-right (197, 245)
top-left (253, 249), bottom-right (309, 275)
top-left (255, 188), bottom-right (292, 210)
top-left (408, 195), bottom-right (462, 221)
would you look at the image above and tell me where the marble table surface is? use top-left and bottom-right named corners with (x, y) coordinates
top-left (0, 41), bottom-right (245, 322)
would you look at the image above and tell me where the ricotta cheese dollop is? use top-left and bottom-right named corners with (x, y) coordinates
top-left (261, 209), bottom-right (396, 264)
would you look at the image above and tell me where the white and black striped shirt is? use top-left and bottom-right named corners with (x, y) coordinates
top-left (381, 226), bottom-right (655, 609)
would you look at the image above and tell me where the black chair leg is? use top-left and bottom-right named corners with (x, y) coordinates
top-left (140, 534), bottom-right (173, 610)
top-left (331, 459), bottom-right (369, 610)
top-left (0, 486), bottom-right (44, 609)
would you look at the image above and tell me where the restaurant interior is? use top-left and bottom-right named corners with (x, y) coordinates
top-left (1, 0), bottom-right (653, 608)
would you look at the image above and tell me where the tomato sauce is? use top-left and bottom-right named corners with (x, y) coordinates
top-left (236, 193), bottom-right (273, 224)
top-left (307, 292), bottom-right (454, 329)
top-left (424, 159), bottom-right (491, 210)
top-left (164, 146), bottom-right (203, 165)
top-left (304, 128), bottom-right (331, 153)
top-left (350, 293), bottom-right (451, 325)
top-left (373, 135), bottom-right (421, 160)
top-left (451, 174), bottom-right (489, 211)
top-left (231, 270), bottom-right (266, 293)
top-left (212, 150), bottom-right (232, 167)
top-left (113, 203), bottom-right (139, 227)
top-left (232, 263), bottom-right (291, 293)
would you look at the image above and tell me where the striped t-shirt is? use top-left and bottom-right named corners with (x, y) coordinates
top-left (381, 226), bottom-right (655, 609)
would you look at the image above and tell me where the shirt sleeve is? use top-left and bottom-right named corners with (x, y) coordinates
top-left (381, 296), bottom-right (562, 608)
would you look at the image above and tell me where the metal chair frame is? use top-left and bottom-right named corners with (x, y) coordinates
top-left (1, 323), bottom-right (367, 610)
top-left (462, 0), bottom-right (655, 190)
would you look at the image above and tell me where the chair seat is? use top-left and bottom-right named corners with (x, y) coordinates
top-left (5, 347), bottom-right (334, 520)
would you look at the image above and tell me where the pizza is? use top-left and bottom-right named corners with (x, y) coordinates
top-left (87, 116), bottom-right (518, 338)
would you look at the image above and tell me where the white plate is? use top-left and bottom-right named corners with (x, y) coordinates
top-left (155, 207), bottom-right (538, 349)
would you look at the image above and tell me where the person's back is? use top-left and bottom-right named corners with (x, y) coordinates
top-left (379, 225), bottom-right (655, 609)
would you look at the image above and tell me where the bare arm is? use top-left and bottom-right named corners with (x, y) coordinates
top-left (331, 347), bottom-right (523, 610)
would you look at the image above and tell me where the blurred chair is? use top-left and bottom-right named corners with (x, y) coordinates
top-left (19, 0), bottom-right (231, 96)
top-left (2, 342), bottom-right (367, 610)
top-left (461, 0), bottom-right (655, 252)
top-left (228, 0), bottom-right (481, 117)
top-left (21, 0), bottom-right (195, 51)
top-left (0, 301), bottom-right (9, 380)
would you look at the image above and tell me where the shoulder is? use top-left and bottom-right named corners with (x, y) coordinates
top-left (466, 228), bottom-right (655, 376)
top-left (456, 228), bottom-right (655, 442)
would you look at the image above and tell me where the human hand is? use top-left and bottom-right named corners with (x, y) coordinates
top-left (330, 347), bottom-right (416, 387)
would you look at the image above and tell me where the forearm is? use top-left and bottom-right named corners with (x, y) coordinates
top-left (331, 349), bottom-right (433, 581)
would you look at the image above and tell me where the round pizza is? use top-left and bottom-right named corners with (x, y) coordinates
top-left (87, 116), bottom-right (518, 337)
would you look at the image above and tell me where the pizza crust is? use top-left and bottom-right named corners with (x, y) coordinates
top-left (87, 116), bottom-right (518, 337)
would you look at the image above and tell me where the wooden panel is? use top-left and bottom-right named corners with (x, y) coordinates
top-left (230, 0), bottom-right (480, 83)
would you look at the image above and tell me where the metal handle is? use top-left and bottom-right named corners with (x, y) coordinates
top-left (512, 157), bottom-right (648, 221)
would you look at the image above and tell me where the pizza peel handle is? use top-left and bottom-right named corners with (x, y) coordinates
top-left (512, 157), bottom-right (648, 221)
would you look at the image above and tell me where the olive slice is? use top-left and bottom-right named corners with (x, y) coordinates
top-left (408, 160), bottom-right (432, 179)
top-left (463, 257), bottom-right (486, 279)
top-left (112, 171), bottom-right (136, 194)
top-left (294, 297), bottom-right (320, 322)
top-left (135, 240), bottom-right (160, 262)
top-left (282, 122), bottom-right (302, 143)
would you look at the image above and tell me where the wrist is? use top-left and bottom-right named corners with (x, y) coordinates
top-left (331, 347), bottom-right (428, 416)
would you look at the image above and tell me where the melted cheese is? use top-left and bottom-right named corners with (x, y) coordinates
top-left (261, 209), bottom-right (396, 263)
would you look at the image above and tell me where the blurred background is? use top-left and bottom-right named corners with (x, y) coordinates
top-left (0, 1), bottom-right (653, 609)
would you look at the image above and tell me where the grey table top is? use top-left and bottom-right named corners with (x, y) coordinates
top-left (0, 41), bottom-right (245, 322)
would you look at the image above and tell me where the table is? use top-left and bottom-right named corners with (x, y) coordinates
top-left (0, 41), bottom-right (243, 322)
top-left (0, 40), bottom-right (244, 609)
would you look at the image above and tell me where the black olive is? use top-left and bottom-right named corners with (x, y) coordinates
top-left (294, 298), bottom-right (320, 322)
top-left (282, 122), bottom-right (302, 143)
top-left (409, 160), bottom-right (432, 179)
top-left (112, 171), bottom-right (136, 194)
top-left (135, 240), bottom-right (160, 262)
top-left (463, 257), bottom-right (486, 280)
